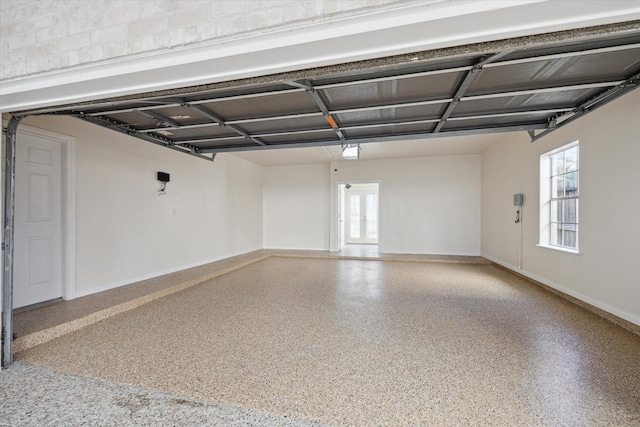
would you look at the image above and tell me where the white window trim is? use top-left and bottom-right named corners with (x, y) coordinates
top-left (536, 243), bottom-right (581, 255)
top-left (539, 141), bottom-right (579, 253)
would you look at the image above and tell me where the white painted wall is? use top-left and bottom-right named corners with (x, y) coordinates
top-left (329, 155), bottom-right (481, 255)
top-left (481, 90), bottom-right (640, 326)
top-left (18, 115), bottom-right (263, 297)
top-left (263, 155), bottom-right (481, 255)
top-left (263, 164), bottom-right (330, 250)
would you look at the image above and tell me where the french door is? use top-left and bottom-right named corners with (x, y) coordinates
top-left (345, 190), bottom-right (378, 244)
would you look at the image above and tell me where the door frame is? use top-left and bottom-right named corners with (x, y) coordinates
top-left (331, 179), bottom-right (382, 252)
top-left (2, 122), bottom-right (76, 304)
top-left (344, 185), bottom-right (379, 245)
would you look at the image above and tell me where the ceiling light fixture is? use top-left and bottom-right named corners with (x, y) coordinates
top-left (342, 143), bottom-right (360, 160)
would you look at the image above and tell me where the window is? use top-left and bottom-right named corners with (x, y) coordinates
top-left (540, 142), bottom-right (579, 251)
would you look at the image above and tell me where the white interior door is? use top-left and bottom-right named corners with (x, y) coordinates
top-left (345, 188), bottom-right (378, 245)
top-left (14, 133), bottom-right (63, 308)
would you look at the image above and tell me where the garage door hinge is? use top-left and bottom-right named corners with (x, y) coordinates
top-left (1, 328), bottom-right (17, 345)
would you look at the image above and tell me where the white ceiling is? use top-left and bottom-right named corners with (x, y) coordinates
top-left (230, 132), bottom-right (503, 166)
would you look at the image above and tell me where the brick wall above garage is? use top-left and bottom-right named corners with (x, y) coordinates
top-left (0, 0), bottom-right (418, 80)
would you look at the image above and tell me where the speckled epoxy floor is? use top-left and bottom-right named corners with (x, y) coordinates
top-left (12, 256), bottom-right (640, 426)
top-left (0, 361), bottom-right (330, 427)
top-left (13, 250), bottom-right (488, 339)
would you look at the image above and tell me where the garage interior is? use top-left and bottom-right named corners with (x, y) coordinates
top-left (2, 1), bottom-right (640, 425)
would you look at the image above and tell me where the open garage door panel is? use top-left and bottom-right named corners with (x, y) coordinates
top-left (14, 24), bottom-right (640, 159)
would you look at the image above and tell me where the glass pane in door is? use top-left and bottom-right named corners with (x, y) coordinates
top-left (349, 194), bottom-right (361, 239)
top-left (366, 193), bottom-right (377, 239)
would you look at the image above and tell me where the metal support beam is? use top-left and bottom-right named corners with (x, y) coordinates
top-left (447, 108), bottom-right (572, 121)
top-left (82, 88), bottom-right (306, 117)
top-left (170, 107), bottom-right (572, 147)
top-left (2, 115), bottom-right (23, 368)
top-left (173, 136), bottom-right (245, 145)
top-left (139, 110), bottom-right (182, 128)
top-left (189, 104), bottom-right (226, 126)
top-left (79, 115), bottom-right (215, 161)
top-left (337, 118), bottom-right (438, 131)
top-left (138, 122), bottom-right (220, 133)
top-left (530, 72), bottom-right (640, 142)
top-left (462, 81), bottom-right (621, 102)
top-left (252, 128), bottom-right (334, 139)
top-left (434, 52), bottom-right (510, 133)
top-left (138, 111), bottom-right (323, 133)
top-left (332, 98), bottom-right (452, 115)
top-left (186, 105), bottom-right (266, 146)
top-left (198, 123), bottom-right (547, 153)
top-left (293, 80), bottom-right (345, 141)
top-left (83, 102), bottom-right (184, 117)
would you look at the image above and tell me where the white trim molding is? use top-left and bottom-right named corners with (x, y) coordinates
top-left (483, 254), bottom-right (640, 327)
top-left (72, 248), bottom-right (262, 299)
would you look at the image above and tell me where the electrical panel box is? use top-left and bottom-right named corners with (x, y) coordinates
top-left (513, 193), bottom-right (523, 206)
top-left (157, 172), bottom-right (170, 182)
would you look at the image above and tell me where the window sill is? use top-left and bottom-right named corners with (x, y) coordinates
top-left (536, 244), bottom-right (581, 255)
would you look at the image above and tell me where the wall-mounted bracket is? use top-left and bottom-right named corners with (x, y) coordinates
top-left (157, 171), bottom-right (170, 195)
